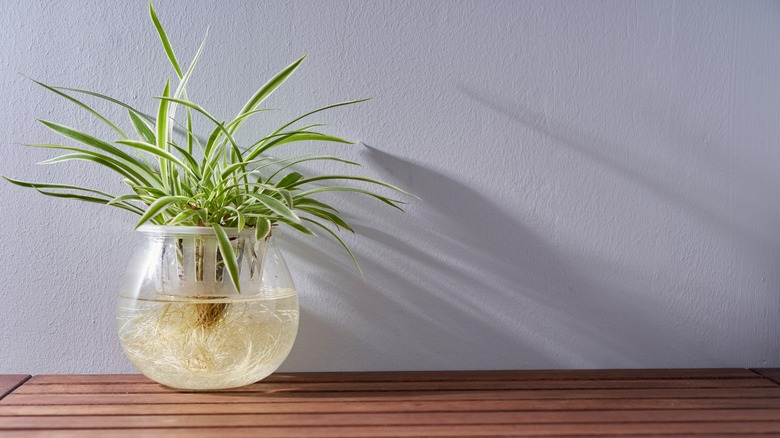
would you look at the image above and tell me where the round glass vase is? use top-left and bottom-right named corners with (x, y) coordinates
top-left (116, 225), bottom-right (298, 390)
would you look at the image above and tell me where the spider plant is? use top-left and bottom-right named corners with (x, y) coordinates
top-left (5, 2), bottom-right (410, 293)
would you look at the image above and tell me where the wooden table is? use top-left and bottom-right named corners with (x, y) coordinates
top-left (1, 369), bottom-right (780, 436)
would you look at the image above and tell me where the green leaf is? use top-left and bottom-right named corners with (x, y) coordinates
top-left (275, 172), bottom-right (304, 188)
top-left (53, 87), bottom-right (153, 122)
top-left (212, 223), bottom-right (241, 293)
top-left (289, 175), bottom-right (415, 197)
top-left (28, 188), bottom-right (144, 215)
top-left (173, 29), bottom-right (208, 100)
top-left (243, 155), bottom-right (303, 177)
top-left (272, 99), bottom-right (370, 137)
top-left (220, 205), bottom-right (245, 232)
top-left (167, 30), bottom-right (208, 137)
top-left (298, 205), bottom-right (352, 231)
top-left (303, 217), bottom-right (363, 278)
top-left (240, 124), bottom-right (324, 156)
top-left (116, 139), bottom-right (197, 178)
top-left (169, 143), bottom-right (200, 177)
top-left (244, 193), bottom-right (300, 223)
top-left (276, 217), bottom-right (316, 236)
top-left (186, 107), bottom-right (194, 155)
top-left (194, 208), bottom-right (209, 224)
top-left (224, 108), bottom-right (271, 133)
top-left (218, 157), bottom-right (269, 181)
top-left (37, 152), bottom-right (150, 188)
top-left (266, 155), bottom-right (359, 182)
top-left (39, 121), bottom-right (143, 168)
top-left (156, 96), bottom-right (243, 161)
top-left (295, 186), bottom-right (406, 211)
top-left (4, 176), bottom-right (116, 199)
top-left (134, 195), bottom-right (188, 228)
top-left (203, 125), bottom-right (224, 166)
top-left (294, 197), bottom-right (340, 213)
top-left (167, 208), bottom-right (201, 225)
top-left (107, 193), bottom-right (144, 206)
top-left (36, 122), bottom-right (162, 189)
top-left (156, 80), bottom-right (172, 188)
top-left (236, 209), bottom-right (245, 231)
top-left (278, 189), bottom-right (294, 209)
top-left (3, 176), bottom-right (145, 215)
top-left (246, 131), bottom-right (353, 161)
top-left (128, 184), bottom-right (168, 199)
top-left (273, 132), bottom-right (353, 147)
top-left (30, 78), bottom-right (128, 139)
top-left (149, 1), bottom-right (183, 78)
top-left (129, 110), bottom-right (156, 144)
top-left (213, 182), bottom-right (280, 202)
top-left (255, 218), bottom-right (271, 240)
top-left (178, 181), bottom-right (195, 197)
top-left (233, 54), bottom-right (307, 133)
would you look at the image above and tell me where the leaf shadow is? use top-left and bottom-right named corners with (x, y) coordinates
top-left (275, 145), bottom-right (704, 369)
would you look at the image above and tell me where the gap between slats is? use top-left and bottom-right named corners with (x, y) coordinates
top-left (2, 422), bottom-right (780, 437)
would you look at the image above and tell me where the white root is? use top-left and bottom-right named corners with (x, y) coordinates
top-left (117, 293), bottom-right (298, 390)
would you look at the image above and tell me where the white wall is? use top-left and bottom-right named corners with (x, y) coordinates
top-left (1, 0), bottom-right (778, 373)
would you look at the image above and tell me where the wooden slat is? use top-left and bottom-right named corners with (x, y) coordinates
top-left (2, 422), bottom-right (780, 437)
top-left (26, 375), bottom-right (153, 385)
top-left (3, 397), bottom-right (780, 416)
top-left (3, 409), bottom-right (780, 429)
top-left (2, 370), bottom-right (779, 436)
top-left (0, 376), bottom-right (29, 401)
top-left (754, 369), bottom-right (780, 385)
top-left (258, 368), bottom-right (762, 381)
top-left (13, 378), bottom-right (776, 395)
top-left (5, 387), bottom-right (780, 406)
top-left (26, 369), bottom-right (758, 385)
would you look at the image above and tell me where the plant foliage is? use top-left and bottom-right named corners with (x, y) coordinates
top-left (5, 2), bottom-right (411, 292)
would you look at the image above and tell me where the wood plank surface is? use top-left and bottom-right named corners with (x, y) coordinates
top-left (0, 376), bottom-right (29, 401)
top-left (2, 370), bottom-right (780, 436)
top-left (6, 387), bottom-right (780, 405)
top-left (4, 397), bottom-right (780, 416)
top-left (25, 368), bottom-right (761, 384)
top-left (14, 378), bottom-right (778, 395)
top-left (754, 369), bottom-right (780, 385)
top-left (2, 423), bottom-right (780, 437)
top-left (3, 409), bottom-right (780, 428)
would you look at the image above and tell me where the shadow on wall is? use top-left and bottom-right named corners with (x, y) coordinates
top-left (457, 85), bottom-right (780, 256)
top-left (281, 142), bottom-right (711, 370)
top-left (280, 82), bottom-right (780, 370)
top-left (454, 85), bottom-right (779, 366)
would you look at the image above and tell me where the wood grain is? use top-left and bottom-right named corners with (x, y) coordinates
top-left (754, 369), bottom-right (780, 385)
top-left (6, 387), bottom-right (780, 405)
top-left (2, 370), bottom-right (780, 436)
top-left (3, 409), bottom-right (780, 428)
top-left (25, 368), bottom-right (760, 384)
top-left (2, 423), bottom-right (780, 437)
top-left (3, 397), bottom-right (780, 416)
top-left (0, 376), bottom-right (29, 401)
top-left (14, 378), bottom-right (777, 395)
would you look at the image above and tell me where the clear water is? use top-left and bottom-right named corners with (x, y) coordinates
top-left (116, 291), bottom-right (298, 390)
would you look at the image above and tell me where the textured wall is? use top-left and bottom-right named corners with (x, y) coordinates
top-left (1, 0), bottom-right (778, 373)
